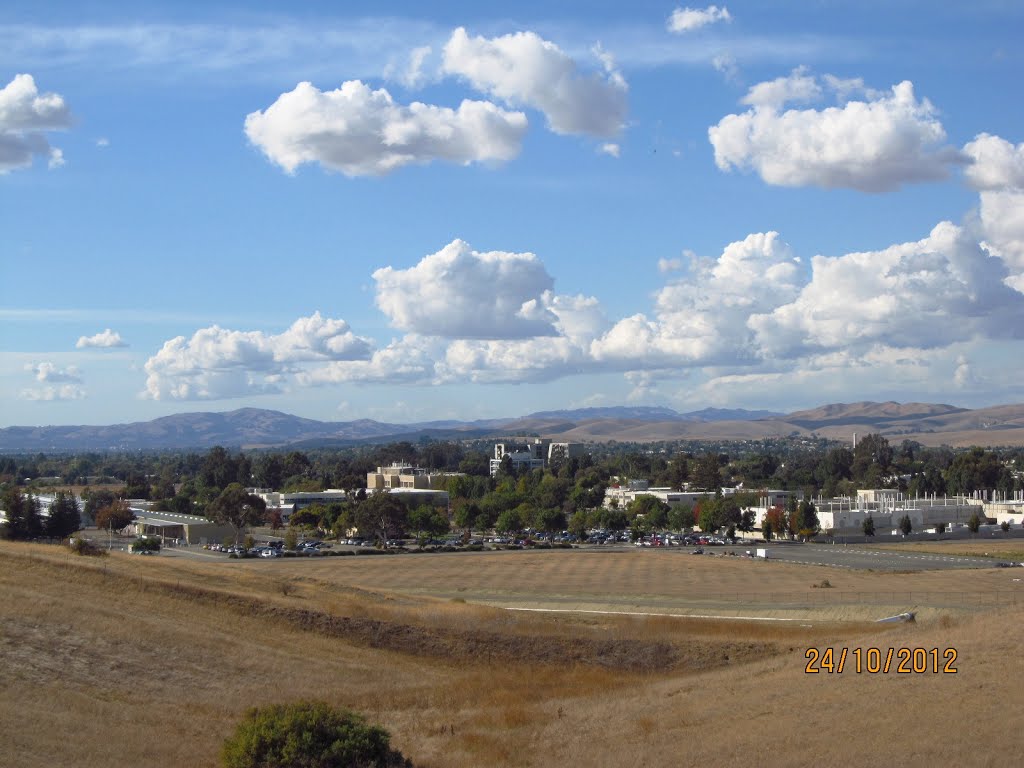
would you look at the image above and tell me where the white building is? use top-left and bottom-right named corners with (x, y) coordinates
top-left (811, 492), bottom-right (984, 532)
top-left (489, 439), bottom-right (585, 477)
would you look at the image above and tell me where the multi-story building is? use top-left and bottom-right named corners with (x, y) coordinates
top-left (489, 439), bottom-right (585, 477)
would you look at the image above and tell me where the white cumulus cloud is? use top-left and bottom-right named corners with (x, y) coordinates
top-left (709, 73), bottom-right (962, 192)
top-left (143, 312), bottom-right (373, 400)
top-left (963, 133), bottom-right (1024, 192)
top-left (592, 232), bottom-right (802, 367)
top-left (297, 334), bottom-right (442, 386)
top-left (372, 239), bottom-right (561, 339)
top-left (441, 27), bottom-right (627, 138)
top-left (76, 328), bottom-right (127, 348)
top-left (961, 135), bottom-right (1024, 290)
top-left (0, 73), bottom-right (72, 173)
top-left (749, 222), bottom-right (1024, 357)
top-left (668, 6), bottom-right (732, 33)
top-left (244, 79), bottom-right (527, 177)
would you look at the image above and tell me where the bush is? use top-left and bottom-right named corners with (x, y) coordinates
top-left (221, 701), bottom-right (412, 768)
top-left (68, 537), bottom-right (107, 557)
top-left (131, 537), bottom-right (161, 553)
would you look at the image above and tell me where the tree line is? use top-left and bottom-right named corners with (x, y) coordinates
top-left (3, 434), bottom-right (1022, 544)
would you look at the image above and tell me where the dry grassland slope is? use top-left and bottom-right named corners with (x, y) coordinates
top-left (1, 542), bottom-right (1022, 768)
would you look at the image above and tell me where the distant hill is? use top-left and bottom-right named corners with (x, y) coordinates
top-left (681, 407), bottom-right (785, 422)
top-left (525, 406), bottom-right (783, 422)
top-left (0, 408), bottom-right (412, 451)
top-left (3, 401), bottom-right (1024, 451)
top-left (526, 406), bottom-right (688, 421)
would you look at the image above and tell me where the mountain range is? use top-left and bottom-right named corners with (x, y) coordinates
top-left (2, 402), bottom-right (1024, 451)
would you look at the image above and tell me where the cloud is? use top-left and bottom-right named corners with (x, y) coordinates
top-left (20, 362), bottom-right (85, 400)
top-left (20, 384), bottom-right (86, 401)
top-left (599, 142), bottom-right (620, 158)
top-left (441, 27), bottom-right (627, 138)
top-left (709, 73), bottom-right (962, 192)
top-left (244, 79), bottom-right (527, 177)
top-left (712, 52), bottom-right (739, 81)
top-left (749, 221), bottom-right (1024, 357)
top-left (963, 133), bottom-right (1024, 192)
top-left (372, 239), bottom-right (561, 339)
top-left (0, 73), bottom-right (72, 173)
top-left (667, 6), bottom-right (733, 33)
top-left (76, 328), bottom-right (127, 348)
top-left (740, 66), bottom-right (821, 109)
top-left (297, 334), bottom-right (441, 386)
top-left (977, 190), bottom-right (1024, 284)
top-left (143, 312), bottom-right (373, 400)
top-left (957, 137), bottom-right (1024, 288)
top-left (592, 232), bottom-right (802, 366)
top-left (658, 256), bottom-right (685, 273)
top-left (27, 362), bottom-right (82, 383)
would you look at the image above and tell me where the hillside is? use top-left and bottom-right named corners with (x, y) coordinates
top-left (2, 541), bottom-right (1022, 768)
top-left (3, 401), bottom-right (1024, 451)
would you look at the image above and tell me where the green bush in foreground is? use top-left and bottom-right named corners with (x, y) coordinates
top-left (221, 701), bottom-right (412, 768)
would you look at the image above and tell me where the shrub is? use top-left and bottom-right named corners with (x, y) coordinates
top-left (131, 537), bottom-right (161, 553)
top-left (220, 701), bottom-right (412, 768)
top-left (68, 537), bottom-right (107, 557)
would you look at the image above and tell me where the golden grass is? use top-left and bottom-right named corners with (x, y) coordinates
top-left (867, 539), bottom-right (1024, 560)
top-left (2, 541), bottom-right (1023, 767)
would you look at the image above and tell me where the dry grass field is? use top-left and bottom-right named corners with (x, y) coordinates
top-left (2, 541), bottom-right (1023, 767)
top-left (867, 539), bottom-right (1024, 561)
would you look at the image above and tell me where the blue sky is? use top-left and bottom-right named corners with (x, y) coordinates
top-left (2, 1), bottom-right (1023, 427)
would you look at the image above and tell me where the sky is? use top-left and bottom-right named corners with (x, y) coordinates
top-left (2, 1), bottom-right (1024, 427)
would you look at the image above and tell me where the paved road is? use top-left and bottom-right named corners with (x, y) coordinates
top-left (750, 543), bottom-right (1000, 571)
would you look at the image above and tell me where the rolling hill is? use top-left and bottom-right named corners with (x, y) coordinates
top-left (3, 401), bottom-right (1024, 451)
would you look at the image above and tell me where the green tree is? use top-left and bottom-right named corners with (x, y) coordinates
top-left (533, 506), bottom-right (566, 534)
top-left (1000, 520), bottom-right (1011, 533)
top-left (220, 701), bottom-right (411, 768)
top-left (597, 507), bottom-right (628, 532)
top-left (852, 434), bottom-right (893, 481)
top-left (627, 495), bottom-right (670, 527)
top-left (692, 453), bottom-right (722, 492)
top-left (899, 514), bottom-right (912, 536)
top-left (288, 506), bottom-right (324, 531)
top-left (862, 514), bottom-right (876, 537)
top-left (284, 527), bottom-right (299, 550)
top-left (797, 500), bottom-right (819, 540)
top-left (83, 488), bottom-right (117, 526)
top-left (1, 489), bottom-right (43, 540)
top-left (967, 512), bottom-right (982, 535)
top-left (738, 508), bottom-right (756, 533)
top-left (568, 509), bottom-right (589, 540)
top-left (45, 491), bottom-right (81, 539)
top-left (667, 504), bottom-right (695, 531)
top-left (945, 448), bottom-right (1003, 495)
top-left (935, 521), bottom-right (946, 535)
top-left (494, 507), bottom-right (523, 535)
top-left (762, 519), bottom-right (773, 541)
top-left (354, 491), bottom-right (408, 547)
top-left (452, 501), bottom-right (480, 535)
top-left (207, 483), bottom-right (267, 545)
top-left (408, 504), bottom-right (449, 543)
